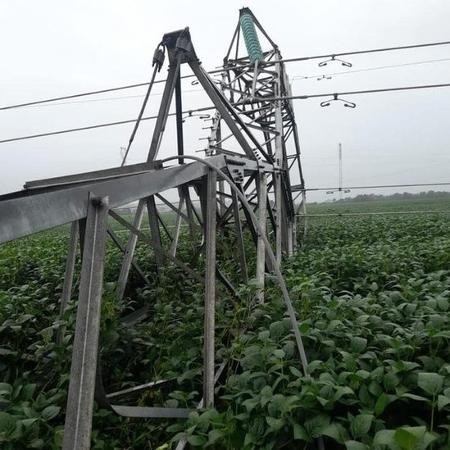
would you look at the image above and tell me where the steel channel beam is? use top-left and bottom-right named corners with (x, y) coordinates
top-left (24, 161), bottom-right (160, 190)
top-left (62, 194), bottom-right (109, 450)
top-left (0, 156), bottom-right (227, 244)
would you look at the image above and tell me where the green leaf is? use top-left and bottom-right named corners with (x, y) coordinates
top-left (0, 411), bottom-right (16, 435)
top-left (29, 438), bottom-right (44, 448)
top-left (207, 429), bottom-right (224, 445)
top-left (400, 393), bottom-right (428, 403)
top-left (350, 414), bottom-right (373, 439)
top-left (304, 414), bottom-right (330, 438)
top-left (345, 440), bottom-right (369, 450)
top-left (41, 405), bottom-right (61, 421)
top-left (260, 385), bottom-right (273, 406)
top-left (273, 349), bottom-right (285, 359)
top-left (373, 429), bottom-right (398, 448)
top-left (266, 416), bottom-right (284, 432)
top-left (375, 393), bottom-right (396, 416)
top-left (186, 435), bottom-right (207, 447)
top-left (293, 423), bottom-right (309, 441)
top-left (322, 423), bottom-right (348, 443)
top-left (334, 386), bottom-right (355, 402)
top-left (417, 372), bottom-right (444, 396)
top-left (437, 394), bottom-right (450, 410)
top-left (289, 366), bottom-right (302, 378)
top-left (383, 372), bottom-right (400, 391)
top-left (393, 426), bottom-right (436, 450)
top-left (350, 337), bottom-right (367, 353)
top-left (0, 383), bottom-right (12, 397)
top-left (21, 384), bottom-right (37, 401)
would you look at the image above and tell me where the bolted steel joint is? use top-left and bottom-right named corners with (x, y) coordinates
top-left (91, 196), bottom-right (105, 208)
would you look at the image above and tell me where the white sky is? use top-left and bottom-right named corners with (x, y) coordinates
top-left (1, 0), bottom-right (450, 201)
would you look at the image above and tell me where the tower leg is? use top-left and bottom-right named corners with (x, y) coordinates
top-left (63, 194), bottom-right (109, 450)
top-left (203, 170), bottom-right (217, 407)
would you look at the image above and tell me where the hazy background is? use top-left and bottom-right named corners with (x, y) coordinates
top-left (1, 0), bottom-right (450, 202)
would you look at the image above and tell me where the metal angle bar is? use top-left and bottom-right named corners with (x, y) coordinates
top-left (63, 194), bottom-right (109, 450)
top-left (147, 57), bottom-right (181, 162)
top-left (231, 189), bottom-right (248, 283)
top-left (111, 405), bottom-right (191, 419)
top-left (174, 361), bottom-right (227, 450)
top-left (158, 212), bottom-right (174, 242)
top-left (189, 60), bottom-right (259, 161)
top-left (216, 267), bottom-right (239, 298)
top-left (0, 156), bottom-right (227, 244)
top-left (225, 22), bottom-right (240, 61)
top-left (203, 169), bottom-right (217, 408)
top-left (107, 227), bottom-right (150, 286)
top-left (120, 304), bottom-right (150, 327)
top-left (155, 193), bottom-right (202, 232)
top-left (121, 62), bottom-right (161, 166)
top-left (147, 196), bottom-right (164, 270)
top-left (175, 71), bottom-right (185, 164)
top-left (106, 379), bottom-right (170, 400)
top-left (186, 185), bottom-right (203, 228)
top-left (59, 220), bottom-right (79, 313)
top-left (256, 173), bottom-right (267, 302)
top-left (116, 200), bottom-right (146, 301)
top-left (24, 161), bottom-right (161, 191)
top-left (169, 195), bottom-right (185, 258)
top-left (56, 220), bottom-right (79, 345)
top-left (108, 209), bottom-right (203, 283)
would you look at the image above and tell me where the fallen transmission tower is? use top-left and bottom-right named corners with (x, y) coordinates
top-left (0, 8), bottom-right (308, 450)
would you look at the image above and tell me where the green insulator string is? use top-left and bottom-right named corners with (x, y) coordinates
top-left (239, 12), bottom-right (264, 64)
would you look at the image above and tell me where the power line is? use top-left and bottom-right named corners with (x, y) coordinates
top-left (2, 40), bottom-right (450, 112)
top-left (249, 82), bottom-right (450, 103)
top-left (8, 89), bottom-right (203, 109)
top-left (282, 40), bottom-right (450, 64)
top-left (292, 57), bottom-right (450, 81)
top-left (296, 210), bottom-right (450, 217)
top-left (0, 105), bottom-right (216, 144)
top-left (299, 182), bottom-right (450, 192)
top-left (2, 82), bottom-right (450, 145)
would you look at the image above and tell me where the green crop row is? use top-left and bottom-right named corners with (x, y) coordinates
top-left (0, 213), bottom-right (449, 449)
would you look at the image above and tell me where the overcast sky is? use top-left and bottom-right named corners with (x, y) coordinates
top-left (1, 0), bottom-right (450, 201)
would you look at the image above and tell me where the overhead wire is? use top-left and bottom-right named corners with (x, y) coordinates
top-left (281, 40), bottom-right (450, 64)
top-left (291, 57), bottom-right (450, 81)
top-left (2, 39), bottom-right (450, 112)
top-left (2, 81), bottom-right (450, 145)
top-left (299, 182), bottom-right (450, 192)
top-left (17, 89), bottom-right (203, 108)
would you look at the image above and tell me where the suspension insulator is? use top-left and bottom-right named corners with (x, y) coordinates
top-left (239, 11), bottom-right (263, 64)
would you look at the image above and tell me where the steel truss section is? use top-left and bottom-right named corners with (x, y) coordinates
top-left (0, 9), bottom-right (309, 450)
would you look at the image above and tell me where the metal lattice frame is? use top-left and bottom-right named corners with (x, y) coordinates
top-left (0, 9), bottom-right (309, 450)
